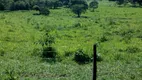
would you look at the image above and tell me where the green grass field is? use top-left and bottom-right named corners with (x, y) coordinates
top-left (0, 1), bottom-right (142, 80)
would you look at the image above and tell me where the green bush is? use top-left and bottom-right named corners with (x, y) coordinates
top-left (0, 49), bottom-right (5, 56)
top-left (74, 49), bottom-right (91, 64)
top-left (32, 5), bottom-right (40, 11)
top-left (39, 7), bottom-right (50, 15)
top-left (42, 46), bottom-right (57, 59)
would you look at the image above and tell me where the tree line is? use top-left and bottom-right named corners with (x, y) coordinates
top-left (0, 0), bottom-right (64, 10)
top-left (0, 0), bottom-right (99, 17)
top-left (109, 0), bottom-right (142, 6)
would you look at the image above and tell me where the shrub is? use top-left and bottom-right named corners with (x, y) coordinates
top-left (42, 46), bottom-right (57, 59)
top-left (39, 7), bottom-right (50, 15)
top-left (74, 49), bottom-right (91, 64)
top-left (44, 33), bottom-right (55, 46)
top-left (32, 5), bottom-right (40, 11)
top-left (0, 49), bottom-right (5, 56)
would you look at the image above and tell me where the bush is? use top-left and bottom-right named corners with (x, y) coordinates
top-left (33, 5), bottom-right (40, 11)
top-left (39, 7), bottom-right (50, 15)
top-left (0, 49), bottom-right (5, 56)
top-left (74, 49), bottom-right (91, 64)
top-left (42, 46), bottom-right (57, 59)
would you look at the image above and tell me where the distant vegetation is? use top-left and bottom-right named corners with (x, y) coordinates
top-left (109, 0), bottom-right (142, 6)
top-left (0, 0), bottom-right (99, 17)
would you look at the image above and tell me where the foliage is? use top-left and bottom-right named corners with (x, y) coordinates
top-left (0, 48), bottom-right (5, 56)
top-left (0, 0), bottom-right (13, 10)
top-left (42, 46), bottom-right (57, 59)
top-left (110, 0), bottom-right (142, 6)
top-left (89, 0), bottom-right (98, 12)
top-left (74, 49), bottom-right (92, 64)
top-left (32, 5), bottom-right (40, 11)
top-left (10, 1), bottom-right (30, 10)
top-left (70, 0), bottom-right (88, 17)
top-left (71, 4), bottom-right (87, 17)
top-left (0, 1), bottom-right (142, 80)
top-left (52, 0), bottom-right (63, 9)
top-left (59, 0), bottom-right (70, 5)
top-left (39, 7), bottom-right (50, 15)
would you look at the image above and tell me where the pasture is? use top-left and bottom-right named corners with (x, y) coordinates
top-left (0, 1), bottom-right (142, 80)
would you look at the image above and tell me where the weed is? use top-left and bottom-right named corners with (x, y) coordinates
top-left (74, 49), bottom-right (91, 64)
top-left (4, 68), bottom-right (18, 80)
top-left (98, 35), bottom-right (108, 42)
top-left (42, 46), bottom-right (57, 59)
top-left (0, 48), bottom-right (5, 56)
top-left (126, 46), bottom-right (140, 53)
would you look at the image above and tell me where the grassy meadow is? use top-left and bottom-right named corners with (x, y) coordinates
top-left (0, 1), bottom-right (142, 80)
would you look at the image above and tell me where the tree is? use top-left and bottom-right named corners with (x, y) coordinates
top-left (133, 0), bottom-right (142, 6)
top-left (10, 1), bottom-right (30, 10)
top-left (89, 0), bottom-right (98, 12)
top-left (0, 0), bottom-right (13, 10)
top-left (70, 0), bottom-right (88, 17)
top-left (52, 0), bottom-right (62, 9)
top-left (59, 0), bottom-right (69, 5)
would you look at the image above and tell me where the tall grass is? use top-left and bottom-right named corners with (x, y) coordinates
top-left (0, 1), bottom-right (142, 80)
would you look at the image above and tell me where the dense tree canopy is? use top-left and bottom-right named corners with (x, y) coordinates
top-left (70, 0), bottom-right (88, 17)
top-left (110, 0), bottom-right (142, 6)
top-left (0, 0), bottom-right (64, 10)
top-left (89, 0), bottom-right (98, 12)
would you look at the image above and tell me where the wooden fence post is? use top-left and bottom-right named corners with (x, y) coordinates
top-left (93, 44), bottom-right (97, 80)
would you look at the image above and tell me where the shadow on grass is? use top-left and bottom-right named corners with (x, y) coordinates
top-left (41, 58), bottom-right (56, 64)
top-left (72, 16), bottom-right (89, 18)
top-left (33, 13), bottom-right (40, 15)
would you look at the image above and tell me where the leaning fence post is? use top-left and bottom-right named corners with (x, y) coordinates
top-left (93, 44), bottom-right (97, 80)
